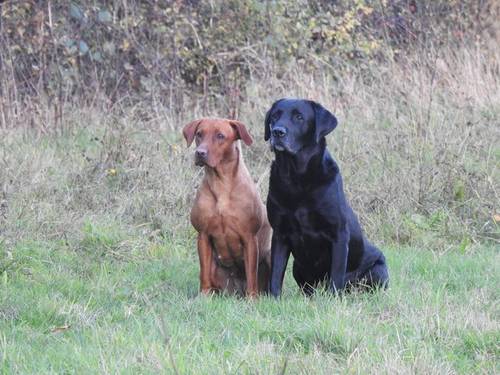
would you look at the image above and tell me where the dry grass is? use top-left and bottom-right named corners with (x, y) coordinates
top-left (1, 45), bottom-right (498, 251)
top-left (0, 41), bottom-right (499, 373)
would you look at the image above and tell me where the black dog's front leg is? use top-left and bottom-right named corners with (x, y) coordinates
top-left (269, 234), bottom-right (290, 297)
top-left (330, 225), bottom-right (349, 293)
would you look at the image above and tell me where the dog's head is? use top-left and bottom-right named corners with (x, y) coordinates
top-left (182, 118), bottom-right (253, 167)
top-left (264, 98), bottom-right (337, 155)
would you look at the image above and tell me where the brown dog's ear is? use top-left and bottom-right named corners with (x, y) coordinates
top-left (182, 119), bottom-right (203, 147)
top-left (229, 120), bottom-right (253, 146)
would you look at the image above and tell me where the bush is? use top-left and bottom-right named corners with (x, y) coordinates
top-left (1, 0), bottom-right (498, 111)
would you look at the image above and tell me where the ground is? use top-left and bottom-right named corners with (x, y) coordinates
top-left (1, 40), bottom-right (498, 374)
top-left (1, 231), bottom-right (498, 374)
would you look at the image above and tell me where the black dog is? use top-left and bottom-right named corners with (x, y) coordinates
top-left (265, 98), bottom-right (389, 297)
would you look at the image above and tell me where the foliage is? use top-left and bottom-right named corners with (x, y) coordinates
top-left (1, 0), bottom-right (498, 108)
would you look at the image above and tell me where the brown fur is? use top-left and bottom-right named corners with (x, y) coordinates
top-left (182, 118), bottom-right (271, 297)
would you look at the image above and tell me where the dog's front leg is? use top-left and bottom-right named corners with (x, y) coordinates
top-left (269, 234), bottom-right (290, 297)
top-left (330, 225), bottom-right (349, 293)
top-left (243, 235), bottom-right (259, 298)
top-left (197, 232), bottom-right (214, 294)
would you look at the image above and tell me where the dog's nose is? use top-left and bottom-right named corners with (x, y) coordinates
top-left (195, 149), bottom-right (207, 159)
top-left (272, 126), bottom-right (287, 138)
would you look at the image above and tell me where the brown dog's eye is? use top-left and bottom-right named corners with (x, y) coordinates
top-left (196, 131), bottom-right (202, 138)
top-left (216, 133), bottom-right (225, 140)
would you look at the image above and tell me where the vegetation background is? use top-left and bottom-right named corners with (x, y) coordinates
top-left (0, 1), bottom-right (499, 373)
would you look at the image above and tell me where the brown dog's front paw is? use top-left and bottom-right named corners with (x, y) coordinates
top-left (200, 288), bottom-right (215, 296)
top-left (246, 290), bottom-right (258, 300)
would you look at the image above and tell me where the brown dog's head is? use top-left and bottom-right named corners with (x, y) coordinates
top-left (182, 118), bottom-right (253, 167)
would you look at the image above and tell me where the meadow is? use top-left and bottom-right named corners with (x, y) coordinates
top-left (1, 1), bottom-right (499, 373)
top-left (1, 46), bottom-right (499, 373)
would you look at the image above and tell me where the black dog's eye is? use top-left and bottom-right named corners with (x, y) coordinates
top-left (216, 133), bottom-right (225, 140)
top-left (271, 112), bottom-right (280, 123)
top-left (295, 113), bottom-right (304, 121)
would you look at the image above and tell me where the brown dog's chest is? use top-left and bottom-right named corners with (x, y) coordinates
top-left (192, 193), bottom-right (252, 268)
top-left (208, 219), bottom-right (244, 268)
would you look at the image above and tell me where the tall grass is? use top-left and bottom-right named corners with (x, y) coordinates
top-left (1, 44), bottom-right (498, 251)
top-left (1, 4), bottom-right (499, 373)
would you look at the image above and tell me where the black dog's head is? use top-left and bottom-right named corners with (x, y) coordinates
top-left (264, 98), bottom-right (338, 155)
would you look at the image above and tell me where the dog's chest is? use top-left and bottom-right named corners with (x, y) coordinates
top-left (193, 194), bottom-right (248, 267)
top-left (208, 215), bottom-right (245, 267)
top-left (195, 192), bottom-right (248, 228)
top-left (281, 206), bottom-right (332, 230)
top-left (278, 206), bottom-right (336, 244)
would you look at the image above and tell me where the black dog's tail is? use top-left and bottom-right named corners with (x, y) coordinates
top-left (346, 243), bottom-right (389, 289)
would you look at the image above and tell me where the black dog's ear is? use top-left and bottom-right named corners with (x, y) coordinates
top-left (310, 101), bottom-right (338, 143)
top-left (264, 99), bottom-right (284, 141)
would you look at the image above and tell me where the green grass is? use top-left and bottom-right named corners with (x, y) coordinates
top-left (1, 40), bottom-right (499, 374)
top-left (1, 230), bottom-right (498, 374)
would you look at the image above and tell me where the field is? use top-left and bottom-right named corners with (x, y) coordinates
top-left (1, 237), bottom-right (498, 373)
top-left (1, 2), bottom-right (500, 372)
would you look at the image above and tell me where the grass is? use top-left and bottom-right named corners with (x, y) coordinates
top-left (1, 233), bottom-right (498, 374)
top-left (0, 42), bottom-right (499, 373)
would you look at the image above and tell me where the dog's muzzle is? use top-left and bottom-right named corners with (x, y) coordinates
top-left (270, 126), bottom-right (290, 152)
top-left (271, 141), bottom-right (286, 152)
top-left (195, 148), bottom-right (208, 166)
top-left (271, 126), bottom-right (287, 138)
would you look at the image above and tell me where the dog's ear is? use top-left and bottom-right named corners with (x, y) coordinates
top-left (229, 120), bottom-right (253, 146)
top-left (264, 99), bottom-right (284, 141)
top-left (182, 119), bottom-right (203, 147)
top-left (310, 101), bottom-right (337, 143)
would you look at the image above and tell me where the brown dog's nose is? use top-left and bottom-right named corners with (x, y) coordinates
top-left (195, 149), bottom-right (207, 159)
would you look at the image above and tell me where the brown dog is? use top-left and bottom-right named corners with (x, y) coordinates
top-left (182, 118), bottom-right (271, 297)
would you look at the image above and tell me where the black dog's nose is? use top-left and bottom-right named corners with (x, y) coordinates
top-left (272, 126), bottom-right (287, 138)
top-left (195, 149), bottom-right (207, 159)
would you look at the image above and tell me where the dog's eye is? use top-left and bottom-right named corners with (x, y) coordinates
top-left (295, 113), bottom-right (304, 121)
top-left (216, 133), bottom-right (225, 140)
top-left (271, 113), bottom-right (280, 123)
top-left (196, 131), bottom-right (202, 138)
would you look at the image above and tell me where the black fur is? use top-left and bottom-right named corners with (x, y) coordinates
top-left (265, 98), bottom-right (389, 296)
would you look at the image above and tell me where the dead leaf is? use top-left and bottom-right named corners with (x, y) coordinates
top-left (51, 324), bottom-right (71, 333)
top-left (121, 39), bottom-right (130, 51)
